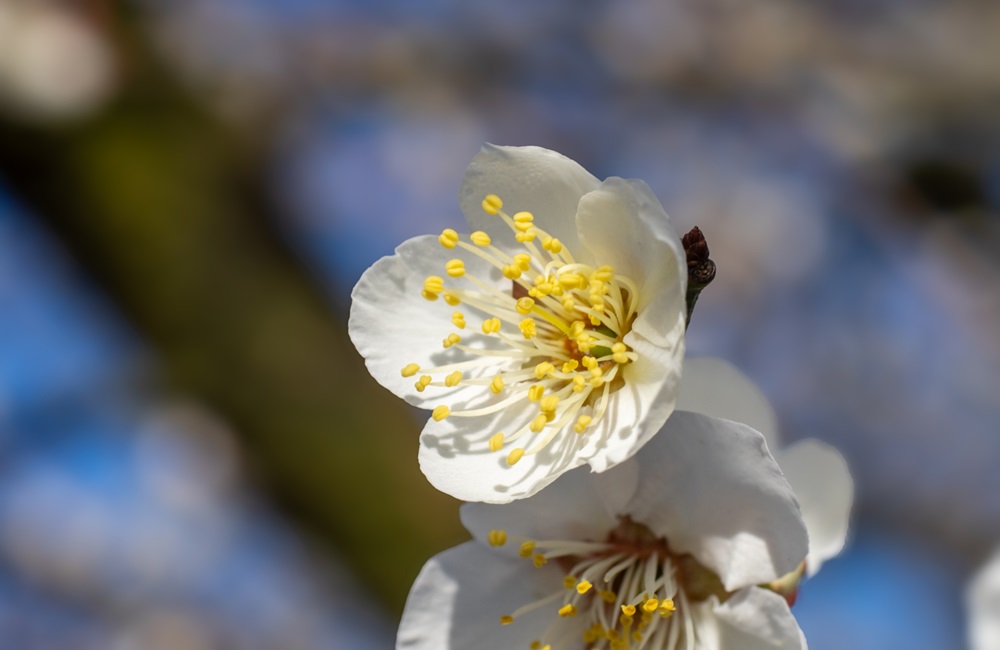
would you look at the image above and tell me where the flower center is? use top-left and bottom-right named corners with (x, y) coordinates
top-left (488, 518), bottom-right (722, 649)
top-left (402, 194), bottom-right (641, 465)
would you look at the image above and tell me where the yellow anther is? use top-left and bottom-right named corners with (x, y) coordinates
top-left (442, 333), bottom-right (461, 348)
top-left (659, 599), bottom-right (676, 617)
top-left (507, 448), bottom-right (525, 466)
top-left (562, 360), bottom-right (579, 373)
top-left (612, 341), bottom-right (629, 364)
top-left (502, 264), bottom-right (522, 280)
top-left (563, 575), bottom-right (578, 589)
top-left (643, 598), bottom-right (659, 613)
top-left (559, 272), bottom-right (584, 289)
top-left (621, 605), bottom-right (637, 617)
top-left (481, 317), bottom-right (501, 334)
top-left (516, 296), bottom-right (535, 315)
top-left (534, 282), bottom-right (554, 297)
top-left (561, 296), bottom-right (576, 311)
top-left (530, 414), bottom-right (548, 433)
top-left (489, 432), bottom-right (505, 452)
top-left (415, 375), bottom-right (432, 392)
top-left (533, 554), bottom-right (548, 568)
top-left (519, 541), bottom-right (535, 557)
top-left (574, 415), bottom-right (593, 433)
top-left (531, 642), bottom-right (541, 650)
top-left (576, 580), bottom-right (593, 594)
top-left (515, 229), bottom-right (537, 243)
top-left (445, 371), bottom-right (463, 387)
top-left (470, 231), bottom-right (491, 246)
top-left (445, 259), bottom-right (466, 278)
top-left (488, 375), bottom-right (505, 395)
top-left (487, 529), bottom-right (507, 547)
top-left (600, 590), bottom-right (617, 603)
top-left (572, 375), bottom-right (587, 393)
top-left (593, 265), bottom-right (615, 282)
top-left (527, 384), bottom-right (545, 401)
top-left (451, 311), bottom-right (466, 329)
top-left (513, 211), bottom-right (534, 231)
top-left (482, 194), bottom-right (503, 215)
top-left (401, 363), bottom-right (420, 377)
top-left (423, 275), bottom-right (444, 295)
top-left (513, 253), bottom-right (532, 271)
top-left (542, 237), bottom-right (563, 253)
top-left (519, 318), bottom-right (537, 339)
top-left (540, 395), bottom-right (560, 414)
top-left (432, 405), bottom-right (451, 421)
top-left (421, 290), bottom-right (438, 301)
top-left (500, 615), bottom-right (513, 625)
top-left (577, 335), bottom-right (594, 353)
top-left (569, 321), bottom-right (586, 337)
top-left (589, 312), bottom-right (603, 326)
top-left (438, 228), bottom-right (459, 249)
top-left (620, 613), bottom-right (634, 627)
top-left (533, 362), bottom-right (555, 379)
top-left (443, 291), bottom-right (461, 306)
top-left (581, 356), bottom-right (598, 370)
top-left (558, 603), bottom-right (576, 617)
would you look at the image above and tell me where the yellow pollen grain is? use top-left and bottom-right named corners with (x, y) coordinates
top-left (519, 318), bottom-right (537, 339)
top-left (527, 384), bottom-right (544, 401)
top-left (482, 194), bottom-right (503, 215)
top-left (558, 603), bottom-right (576, 617)
top-left (415, 375), bottom-right (432, 392)
top-left (490, 375), bottom-right (505, 394)
top-left (443, 291), bottom-right (461, 306)
top-left (445, 259), bottom-right (466, 278)
top-left (489, 432), bottom-right (505, 452)
top-left (574, 415), bottom-right (592, 433)
top-left (643, 598), bottom-right (659, 613)
top-left (516, 296), bottom-right (535, 314)
top-left (444, 371), bottom-right (463, 387)
top-left (432, 405), bottom-right (451, 421)
top-left (423, 275), bottom-right (444, 294)
top-left (500, 615), bottom-right (513, 625)
top-left (507, 448), bottom-right (525, 466)
top-left (470, 231), bottom-right (491, 246)
top-left (451, 311), bottom-right (466, 329)
top-left (533, 554), bottom-right (548, 568)
top-left (519, 541), bottom-right (535, 557)
top-left (400, 363), bottom-right (420, 377)
top-left (481, 317), bottom-right (501, 334)
top-left (530, 414), bottom-right (548, 433)
top-left (576, 580), bottom-right (593, 594)
top-left (487, 529), bottom-right (507, 547)
top-left (438, 228), bottom-right (459, 249)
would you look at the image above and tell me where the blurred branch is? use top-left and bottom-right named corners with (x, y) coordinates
top-left (0, 16), bottom-right (462, 613)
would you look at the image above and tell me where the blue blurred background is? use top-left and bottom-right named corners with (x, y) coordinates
top-left (1, 1), bottom-right (998, 648)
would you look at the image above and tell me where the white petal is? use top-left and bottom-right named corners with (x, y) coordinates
top-left (460, 461), bottom-right (639, 554)
top-left (349, 234), bottom-right (512, 408)
top-left (396, 542), bottom-right (566, 650)
top-left (458, 144), bottom-right (600, 258)
top-left (969, 549), bottom-right (1000, 650)
top-left (676, 357), bottom-right (781, 448)
top-left (692, 588), bottom-right (807, 650)
top-left (585, 333), bottom-right (684, 473)
top-left (576, 177), bottom-right (687, 348)
top-left (774, 439), bottom-right (853, 576)
top-left (417, 337), bottom-right (678, 503)
top-left (624, 411), bottom-right (808, 590)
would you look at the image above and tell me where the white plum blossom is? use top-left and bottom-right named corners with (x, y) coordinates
top-left (396, 411), bottom-right (810, 650)
top-left (676, 357), bottom-right (854, 583)
top-left (350, 145), bottom-right (687, 503)
top-left (968, 548), bottom-right (1000, 650)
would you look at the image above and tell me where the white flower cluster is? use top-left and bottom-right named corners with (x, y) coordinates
top-left (350, 145), bottom-right (853, 649)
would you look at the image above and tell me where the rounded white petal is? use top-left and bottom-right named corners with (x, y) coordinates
top-left (396, 542), bottom-right (567, 650)
top-left (774, 439), bottom-right (853, 576)
top-left (458, 144), bottom-right (600, 258)
top-left (349, 234), bottom-right (512, 409)
top-left (576, 177), bottom-right (687, 348)
top-left (692, 587), bottom-right (807, 649)
top-left (417, 339), bottom-right (678, 504)
top-left (460, 460), bottom-right (639, 553)
top-left (624, 411), bottom-right (808, 590)
top-left (969, 549), bottom-right (1000, 650)
top-left (676, 357), bottom-right (781, 449)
